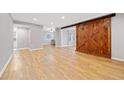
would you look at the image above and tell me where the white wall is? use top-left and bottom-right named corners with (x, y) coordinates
top-left (30, 25), bottom-right (43, 49)
top-left (55, 28), bottom-right (62, 47)
top-left (112, 13), bottom-right (124, 61)
top-left (14, 23), bottom-right (43, 50)
top-left (15, 23), bottom-right (55, 50)
top-left (16, 27), bottom-right (30, 49)
top-left (0, 14), bottom-right (13, 71)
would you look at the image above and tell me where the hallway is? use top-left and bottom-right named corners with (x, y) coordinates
top-left (1, 46), bottom-right (124, 80)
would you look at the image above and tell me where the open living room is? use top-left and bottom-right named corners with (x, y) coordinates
top-left (1, 0), bottom-right (124, 93)
top-left (0, 13), bottom-right (124, 80)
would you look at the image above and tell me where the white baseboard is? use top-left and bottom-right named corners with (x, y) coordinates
top-left (0, 54), bottom-right (13, 78)
top-left (15, 48), bottom-right (30, 51)
top-left (55, 45), bottom-right (62, 47)
top-left (56, 45), bottom-right (71, 47)
top-left (61, 45), bottom-right (69, 47)
top-left (31, 48), bottom-right (44, 51)
top-left (61, 45), bottom-right (74, 47)
top-left (112, 57), bottom-right (124, 62)
top-left (15, 47), bottom-right (44, 51)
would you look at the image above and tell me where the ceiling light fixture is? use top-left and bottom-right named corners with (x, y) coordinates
top-left (51, 22), bottom-right (54, 25)
top-left (33, 18), bottom-right (37, 21)
top-left (50, 27), bottom-right (55, 32)
top-left (61, 16), bottom-right (65, 19)
top-left (14, 27), bottom-right (17, 31)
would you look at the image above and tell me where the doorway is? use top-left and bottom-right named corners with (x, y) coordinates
top-left (61, 26), bottom-right (76, 50)
top-left (13, 24), bottom-right (30, 51)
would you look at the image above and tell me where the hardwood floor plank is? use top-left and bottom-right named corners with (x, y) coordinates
top-left (1, 46), bottom-right (124, 80)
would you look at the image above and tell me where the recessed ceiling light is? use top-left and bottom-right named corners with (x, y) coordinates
top-left (51, 22), bottom-right (54, 25)
top-left (14, 27), bottom-right (17, 31)
top-left (61, 16), bottom-right (65, 19)
top-left (33, 18), bottom-right (37, 21)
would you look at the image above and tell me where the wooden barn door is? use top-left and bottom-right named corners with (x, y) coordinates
top-left (76, 18), bottom-right (111, 58)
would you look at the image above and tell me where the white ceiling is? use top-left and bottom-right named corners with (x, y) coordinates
top-left (11, 13), bottom-right (109, 28)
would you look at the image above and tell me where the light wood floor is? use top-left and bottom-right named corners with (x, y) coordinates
top-left (1, 45), bottom-right (124, 80)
